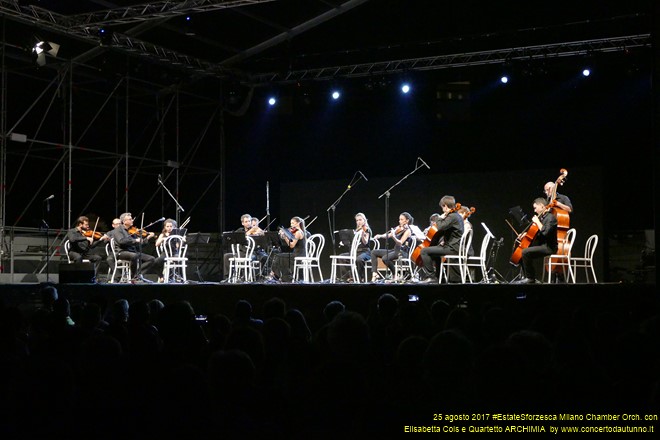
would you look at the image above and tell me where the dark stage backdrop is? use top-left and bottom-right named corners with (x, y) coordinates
top-left (280, 166), bottom-right (604, 282)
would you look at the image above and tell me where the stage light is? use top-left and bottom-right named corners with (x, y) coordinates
top-left (500, 75), bottom-right (509, 84)
top-left (331, 90), bottom-right (341, 100)
top-left (267, 96), bottom-right (277, 106)
top-left (401, 83), bottom-right (411, 94)
top-left (582, 68), bottom-right (591, 77)
top-left (32, 41), bottom-right (60, 66)
top-left (98, 27), bottom-right (114, 46)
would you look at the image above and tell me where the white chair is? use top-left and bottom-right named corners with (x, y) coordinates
top-left (543, 228), bottom-right (576, 283)
top-left (228, 235), bottom-right (256, 283)
top-left (294, 233), bottom-right (325, 282)
top-left (162, 235), bottom-right (188, 283)
top-left (439, 228), bottom-right (473, 284)
top-left (63, 240), bottom-right (72, 263)
top-left (465, 231), bottom-right (493, 283)
top-left (330, 231), bottom-right (361, 283)
top-left (393, 236), bottom-right (417, 282)
top-left (570, 233), bottom-right (598, 283)
top-left (363, 237), bottom-right (381, 282)
top-left (107, 238), bottom-right (131, 283)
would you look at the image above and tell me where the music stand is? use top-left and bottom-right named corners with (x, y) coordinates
top-left (171, 228), bottom-right (187, 237)
top-left (187, 232), bottom-right (210, 282)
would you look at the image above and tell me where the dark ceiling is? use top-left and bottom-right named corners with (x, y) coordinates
top-left (1, 0), bottom-right (652, 87)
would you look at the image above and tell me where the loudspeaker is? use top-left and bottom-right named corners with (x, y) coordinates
top-left (59, 262), bottom-right (95, 283)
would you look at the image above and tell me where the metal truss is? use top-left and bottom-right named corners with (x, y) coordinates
top-left (249, 34), bottom-right (652, 85)
top-left (0, 0), bottom-right (277, 27)
top-left (0, 0), bottom-right (276, 76)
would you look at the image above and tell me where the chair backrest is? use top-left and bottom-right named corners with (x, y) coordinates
top-left (402, 236), bottom-right (417, 260)
top-left (109, 238), bottom-right (119, 259)
top-left (63, 240), bottom-right (71, 263)
top-left (347, 231), bottom-right (362, 258)
top-left (459, 228), bottom-right (473, 258)
top-left (478, 232), bottom-right (492, 261)
top-left (584, 234), bottom-right (598, 259)
top-left (238, 235), bottom-right (255, 259)
top-left (164, 235), bottom-right (187, 258)
top-left (370, 237), bottom-right (380, 251)
top-left (562, 228), bottom-right (576, 256)
top-left (309, 233), bottom-right (325, 259)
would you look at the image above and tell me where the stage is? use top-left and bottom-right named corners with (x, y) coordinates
top-left (1, 280), bottom-right (656, 333)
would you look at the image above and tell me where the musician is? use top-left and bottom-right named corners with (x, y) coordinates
top-left (370, 212), bottom-right (413, 282)
top-left (247, 217), bottom-right (265, 236)
top-left (113, 212), bottom-right (160, 282)
top-left (155, 218), bottom-right (183, 282)
top-left (457, 206), bottom-right (475, 257)
top-left (66, 216), bottom-right (111, 279)
top-left (544, 181), bottom-right (573, 214)
top-left (155, 218), bottom-right (180, 248)
top-left (269, 216), bottom-right (307, 282)
top-left (222, 214), bottom-right (257, 281)
top-left (425, 213), bottom-right (441, 236)
top-left (515, 198), bottom-right (558, 284)
top-left (419, 196), bottom-right (464, 283)
top-left (338, 212), bottom-right (372, 282)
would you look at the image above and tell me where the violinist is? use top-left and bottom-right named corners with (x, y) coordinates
top-left (113, 212), bottom-right (160, 283)
top-left (247, 217), bottom-right (265, 236)
top-left (269, 216), bottom-right (307, 282)
top-left (66, 216), bottom-right (111, 278)
top-left (370, 212), bottom-right (413, 282)
top-left (338, 212), bottom-right (372, 282)
top-left (155, 218), bottom-right (182, 282)
top-left (514, 198), bottom-right (558, 284)
top-left (419, 195), bottom-right (464, 283)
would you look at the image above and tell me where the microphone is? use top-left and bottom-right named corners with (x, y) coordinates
top-left (358, 171), bottom-right (368, 181)
top-left (157, 217), bottom-right (165, 222)
top-left (418, 157), bottom-right (430, 170)
top-left (43, 194), bottom-right (54, 201)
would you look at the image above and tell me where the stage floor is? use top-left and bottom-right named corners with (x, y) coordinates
top-left (1, 280), bottom-right (656, 333)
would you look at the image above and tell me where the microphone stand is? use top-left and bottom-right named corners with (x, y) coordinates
top-left (41, 199), bottom-right (51, 283)
top-left (158, 176), bottom-right (185, 225)
top-left (377, 161), bottom-right (426, 257)
top-left (326, 172), bottom-right (365, 255)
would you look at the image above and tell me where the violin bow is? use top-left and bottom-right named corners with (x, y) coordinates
top-left (91, 217), bottom-right (100, 237)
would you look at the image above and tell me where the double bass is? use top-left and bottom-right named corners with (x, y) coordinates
top-left (510, 169), bottom-right (569, 267)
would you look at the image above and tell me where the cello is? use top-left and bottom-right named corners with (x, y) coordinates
top-left (510, 169), bottom-right (569, 267)
top-left (411, 203), bottom-right (462, 266)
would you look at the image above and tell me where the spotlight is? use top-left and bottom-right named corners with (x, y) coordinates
top-left (582, 68), bottom-right (591, 77)
top-left (330, 90), bottom-right (341, 100)
top-left (500, 75), bottom-right (509, 84)
top-left (32, 41), bottom-right (60, 66)
top-left (267, 96), bottom-right (277, 106)
top-left (98, 27), bottom-right (114, 46)
top-left (400, 83), bottom-right (411, 94)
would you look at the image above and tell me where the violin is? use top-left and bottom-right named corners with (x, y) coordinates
top-left (83, 230), bottom-right (103, 240)
top-left (128, 226), bottom-right (151, 238)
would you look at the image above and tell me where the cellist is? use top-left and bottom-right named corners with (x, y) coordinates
top-left (514, 198), bottom-right (558, 284)
top-left (419, 195), bottom-right (464, 283)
